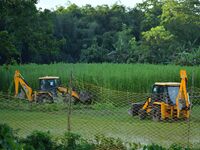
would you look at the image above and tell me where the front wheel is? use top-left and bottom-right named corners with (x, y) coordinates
top-left (138, 109), bottom-right (147, 120)
top-left (36, 94), bottom-right (53, 104)
top-left (152, 107), bottom-right (161, 121)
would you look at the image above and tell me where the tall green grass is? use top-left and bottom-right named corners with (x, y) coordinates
top-left (0, 63), bottom-right (199, 93)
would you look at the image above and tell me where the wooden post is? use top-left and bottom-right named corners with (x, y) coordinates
top-left (187, 70), bottom-right (194, 148)
top-left (67, 71), bottom-right (73, 132)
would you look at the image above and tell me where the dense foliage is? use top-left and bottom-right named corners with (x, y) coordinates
top-left (0, 124), bottom-right (22, 149)
top-left (0, 0), bottom-right (200, 65)
top-left (0, 123), bottom-right (196, 150)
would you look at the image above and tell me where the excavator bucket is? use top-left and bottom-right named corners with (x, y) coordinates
top-left (79, 90), bottom-right (92, 104)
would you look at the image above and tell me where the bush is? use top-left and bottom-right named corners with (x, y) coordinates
top-left (56, 132), bottom-right (95, 150)
top-left (143, 143), bottom-right (166, 150)
top-left (174, 46), bottom-right (200, 66)
top-left (21, 131), bottom-right (54, 150)
top-left (0, 124), bottom-right (198, 150)
top-left (169, 143), bottom-right (191, 150)
top-left (94, 134), bottom-right (126, 150)
top-left (0, 123), bottom-right (22, 150)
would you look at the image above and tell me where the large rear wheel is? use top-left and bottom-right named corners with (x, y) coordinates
top-left (36, 94), bottom-right (53, 103)
top-left (129, 103), bottom-right (144, 116)
top-left (152, 107), bottom-right (161, 121)
top-left (138, 109), bottom-right (147, 120)
top-left (79, 90), bottom-right (92, 104)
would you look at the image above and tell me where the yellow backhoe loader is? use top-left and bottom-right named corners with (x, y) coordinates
top-left (14, 70), bottom-right (92, 104)
top-left (129, 70), bottom-right (191, 121)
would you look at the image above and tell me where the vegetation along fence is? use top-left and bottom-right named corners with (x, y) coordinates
top-left (0, 80), bottom-right (200, 149)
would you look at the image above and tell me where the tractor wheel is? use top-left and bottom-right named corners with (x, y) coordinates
top-left (79, 90), bottom-right (92, 104)
top-left (129, 103), bottom-right (144, 116)
top-left (128, 107), bottom-right (138, 116)
top-left (37, 94), bottom-right (53, 104)
top-left (138, 109), bottom-right (147, 120)
top-left (152, 107), bottom-right (161, 121)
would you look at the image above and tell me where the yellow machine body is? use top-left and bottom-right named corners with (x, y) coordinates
top-left (14, 70), bottom-right (81, 103)
top-left (130, 70), bottom-right (190, 121)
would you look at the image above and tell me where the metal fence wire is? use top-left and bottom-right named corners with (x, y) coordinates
top-left (0, 81), bottom-right (200, 149)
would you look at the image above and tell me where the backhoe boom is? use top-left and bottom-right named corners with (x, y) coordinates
top-left (14, 70), bottom-right (33, 101)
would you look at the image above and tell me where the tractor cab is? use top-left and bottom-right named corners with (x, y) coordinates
top-left (151, 82), bottom-right (180, 105)
top-left (129, 70), bottom-right (190, 121)
top-left (39, 76), bottom-right (61, 96)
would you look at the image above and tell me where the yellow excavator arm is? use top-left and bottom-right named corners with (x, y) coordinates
top-left (57, 86), bottom-right (80, 99)
top-left (129, 69), bottom-right (190, 121)
top-left (14, 70), bottom-right (33, 101)
top-left (178, 70), bottom-right (189, 107)
top-left (176, 69), bottom-right (190, 118)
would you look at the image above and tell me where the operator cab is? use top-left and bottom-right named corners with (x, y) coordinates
top-left (152, 82), bottom-right (180, 105)
top-left (39, 76), bottom-right (61, 96)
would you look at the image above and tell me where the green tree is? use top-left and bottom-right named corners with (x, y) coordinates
top-left (101, 31), bottom-right (115, 52)
top-left (126, 37), bottom-right (141, 63)
top-left (108, 24), bottom-right (140, 63)
top-left (80, 39), bottom-right (108, 63)
top-left (54, 4), bottom-right (83, 62)
top-left (141, 25), bottom-right (176, 63)
top-left (4, 0), bottom-right (39, 63)
top-left (137, 0), bottom-right (163, 32)
top-left (126, 8), bottom-right (144, 41)
top-left (161, 0), bottom-right (200, 48)
top-left (112, 24), bottom-right (133, 63)
top-left (29, 9), bottom-right (64, 63)
top-left (1, 0), bottom-right (63, 64)
top-left (0, 31), bottom-right (19, 64)
top-left (174, 46), bottom-right (200, 66)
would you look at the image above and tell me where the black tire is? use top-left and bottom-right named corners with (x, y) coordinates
top-left (129, 103), bottom-right (144, 116)
top-left (138, 109), bottom-right (147, 120)
top-left (37, 94), bottom-right (53, 103)
top-left (152, 107), bottom-right (161, 121)
top-left (79, 91), bottom-right (92, 104)
top-left (128, 107), bottom-right (138, 116)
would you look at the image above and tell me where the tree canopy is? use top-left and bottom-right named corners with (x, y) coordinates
top-left (0, 0), bottom-right (199, 65)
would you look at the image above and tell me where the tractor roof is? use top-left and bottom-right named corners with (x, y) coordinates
top-left (39, 76), bottom-right (60, 80)
top-left (154, 82), bottom-right (180, 86)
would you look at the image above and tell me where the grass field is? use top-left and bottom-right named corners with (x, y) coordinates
top-left (1, 63), bottom-right (200, 93)
top-left (0, 101), bottom-right (200, 148)
top-left (0, 63), bottom-right (200, 148)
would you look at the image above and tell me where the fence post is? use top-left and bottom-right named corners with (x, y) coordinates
top-left (187, 71), bottom-right (194, 147)
top-left (67, 71), bottom-right (73, 132)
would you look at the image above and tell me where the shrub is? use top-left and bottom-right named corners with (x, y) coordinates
top-left (21, 131), bottom-right (54, 150)
top-left (94, 134), bottom-right (126, 150)
top-left (128, 142), bottom-right (142, 150)
top-left (143, 143), bottom-right (166, 150)
top-left (56, 132), bottom-right (95, 150)
top-left (1, 124), bottom-right (197, 150)
top-left (0, 123), bottom-right (22, 150)
top-left (169, 143), bottom-right (191, 150)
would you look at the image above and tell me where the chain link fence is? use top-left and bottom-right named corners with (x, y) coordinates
top-left (0, 80), bottom-right (200, 149)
